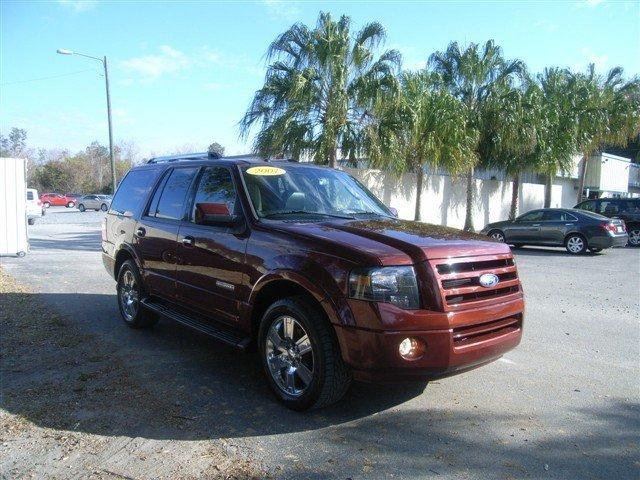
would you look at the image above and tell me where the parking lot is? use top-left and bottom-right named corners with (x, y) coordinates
top-left (1, 207), bottom-right (639, 479)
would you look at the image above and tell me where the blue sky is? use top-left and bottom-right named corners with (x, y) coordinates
top-left (1, 0), bottom-right (639, 159)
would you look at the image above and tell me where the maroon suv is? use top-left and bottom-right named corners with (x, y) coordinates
top-left (102, 153), bottom-right (524, 410)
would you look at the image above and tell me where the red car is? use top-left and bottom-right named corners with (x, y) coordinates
top-left (40, 193), bottom-right (76, 208)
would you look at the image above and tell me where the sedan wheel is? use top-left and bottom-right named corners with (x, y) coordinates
top-left (101, 203), bottom-right (108, 211)
top-left (66, 201), bottom-right (75, 208)
top-left (565, 235), bottom-right (587, 254)
top-left (78, 204), bottom-right (86, 212)
top-left (629, 228), bottom-right (640, 246)
top-left (489, 230), bottom-right (505, 243)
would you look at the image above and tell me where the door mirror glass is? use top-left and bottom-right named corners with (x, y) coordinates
top-left (195, 203), bottom-right (240, 226)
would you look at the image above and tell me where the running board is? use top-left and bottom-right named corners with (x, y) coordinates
top-left (141, 298), bottom-right (251, 351)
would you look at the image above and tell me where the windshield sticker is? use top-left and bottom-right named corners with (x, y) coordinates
top-left (246, 166), bottom-right (286, 176)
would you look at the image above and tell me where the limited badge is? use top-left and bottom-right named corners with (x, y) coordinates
top-left (246, 166), bottom-right (286, 176)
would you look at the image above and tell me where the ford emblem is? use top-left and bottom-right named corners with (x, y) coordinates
top-left (479, 273), bottom-right (499, 288)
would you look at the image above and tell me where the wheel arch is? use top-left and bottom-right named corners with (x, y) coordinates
top-left (114, 245), bottom-right (142, 278)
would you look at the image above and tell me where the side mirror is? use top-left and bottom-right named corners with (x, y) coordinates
top-left (195, 202), bottom-right (240, 226)
top-left (389, 207), bottom-right (399, 218)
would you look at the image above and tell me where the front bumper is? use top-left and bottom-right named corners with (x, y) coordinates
top-left (335, 296), bottom-right (524, 382)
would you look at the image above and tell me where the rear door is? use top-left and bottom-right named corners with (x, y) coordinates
top-left (539, 210), bottom-right (577, 244)
top-left (135, 167), bottom-right (199, 300)
top-left (176, 166), bottom-right (248, 325)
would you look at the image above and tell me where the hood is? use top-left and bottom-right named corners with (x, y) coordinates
top-left (272, 218), bottom-right (510, 265)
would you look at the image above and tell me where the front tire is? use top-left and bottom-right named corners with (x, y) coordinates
top-left (565, 234), bottom-right (587, 255)
top-left (488, 229), bottom-right (505, 243)
top-left (66, 201), bottom-right (75, 208)
top-left (100, 203), bottom-right (108, 211)
top-left (117, 260), bottom-right (158, 329)
top-left (43, 202), bottom-right (50, 208)
top-left (78, 204), bottom-right (86, 212)
top-left (258, 296), bottom-right (352, 411)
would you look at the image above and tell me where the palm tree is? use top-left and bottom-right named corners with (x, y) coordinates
top-left (239, 12), bottom-right (401, 166)
top-left (572, 65), bottom-right (640, 203)
top-left (481, 79), bottom-right (541, 219)
top-left (535, 68), bottom-right (581, 207)
top-left (366, 71), bottom-right (477, 221)
top-left (429, 40), bottom-right (524, 231)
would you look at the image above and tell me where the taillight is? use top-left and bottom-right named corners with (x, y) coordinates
top-left (101, 218), bottom-right (107, 241)
top-left (601, 222), bottom-right (619, 234)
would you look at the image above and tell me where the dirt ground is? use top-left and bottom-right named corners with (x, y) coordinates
top-left (0, 267), bottom-right (267, 479)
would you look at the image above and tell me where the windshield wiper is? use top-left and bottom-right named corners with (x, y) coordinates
top-left (263, 210), bottom-right (355, 220)
top-left (344, 210), bottom-right (391, 217)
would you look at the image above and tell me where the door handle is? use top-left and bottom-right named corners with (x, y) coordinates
top-left (135, 227), bottom-right (146, 237)
top-left (532, 223), bottom-right (541, 227)
top-left (182, 236), bottom-right (195, 246)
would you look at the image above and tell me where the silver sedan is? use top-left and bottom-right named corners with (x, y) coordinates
top-left (77, 194), bottom-right (111, 212)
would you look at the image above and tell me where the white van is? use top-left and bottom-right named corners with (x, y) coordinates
top-left (26, 188), bottom-right (44, 225)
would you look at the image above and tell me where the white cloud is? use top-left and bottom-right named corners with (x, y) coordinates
top-left (262, 0), bottom-right (300, 20)
top-left (533, 20), bottom-right (559, 33)
top-left (58, 0), bottom-right (98, 12)
top-left (120, 45), bottom-right (191, 81)
top-left (573, 0), bottom-right (606, 8)
top-left (573, 48), bottom-right (610, 71)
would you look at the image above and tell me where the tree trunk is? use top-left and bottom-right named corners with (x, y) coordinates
top-left (463, 166), bottom-right (474, 232)
top-left (329, 147), bottom-right (337, 169)
top-left (576, 154), bottom-right (588, 203)
top-left (544, 174), bottom-right (552, 208)
top-left (414, 167), bottom-right (423, 222)
top-left (509, 172), bottom-right (520, 221)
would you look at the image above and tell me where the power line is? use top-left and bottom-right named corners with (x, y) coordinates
top-left (0, 69), bottom-right (99, 86)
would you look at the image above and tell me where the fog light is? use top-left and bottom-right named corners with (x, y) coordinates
top-left (398, 337), bottom-right (425, 360)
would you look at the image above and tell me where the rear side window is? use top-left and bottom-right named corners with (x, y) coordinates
top-left (190, 167), bottom-right (237, 221)
top-left (598, 201), bottom-right (619, 215)
top-left (110, 169), bottom-right (159, 215)
top-left (152, 167), bottom-right (198, 220)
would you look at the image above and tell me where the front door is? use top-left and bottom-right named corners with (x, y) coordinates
top-left (136, 167), bottom-right (199, 300)
top-left (538, 210), bottom-right (575, 244)
top-left (507, 210), bottom-right (545, 243)
top-left (176, 166), bottom-right (248, 325)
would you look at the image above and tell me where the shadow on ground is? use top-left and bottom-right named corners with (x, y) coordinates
top-left (2, 289), bottom-right (638, 479)
top-left (29, 231), bottom-right (102, 252)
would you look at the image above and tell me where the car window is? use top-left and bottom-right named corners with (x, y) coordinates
top-left (152, 167), bottom-right (198, 220)
top-left (598, 201), bottom-right (619, 215)
top-left (518, 210), bottom-right (545, 222)
top-left (578, 200), bottom-right (596, 212)
top-left (542, 211), bottom-right (563, 221)
top-left (26, 191), bottom-right (34, 200)
top-left (110, 169), bottom-right (161, 216)
top-left (190, 167), bottom-right (237, 221)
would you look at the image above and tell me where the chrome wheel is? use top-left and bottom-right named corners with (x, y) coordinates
top-left (265, 315), bottom-right (314, 397)
top-left (490, 231), bottom-right (505, 243)
top-left (567, 236), bottom-right (585, 254)
top-left (629, 229), bottom-right (640, 246)
top-left (119, 269), bottom-right (139, 321)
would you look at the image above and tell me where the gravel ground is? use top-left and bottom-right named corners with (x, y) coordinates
top-left (1, 209), bottom-right (639, 479)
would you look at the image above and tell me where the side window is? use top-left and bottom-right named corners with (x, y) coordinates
top-left (191, 167), bottom-right (237, 221)
top-left (110, 169), bottom-right (160, 215)
top-left (153, 168), bottom-right (198, 220)
top-left (26, 191), bottom-right (34, 200)
top-left (519, 210), bottom-right (544, 222)
top-left (579, 200), bottom-right (596, 212)
top-left (598, 201), bottom-right (618, 215)
top-left (543, 211), bottom-right (563, 221)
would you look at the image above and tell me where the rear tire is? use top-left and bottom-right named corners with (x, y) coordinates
top-left (66, 201), bottom-right (75, 208)
top-left (258, 296), bottom-right (352, 411)
top-left (565, 234), bottom-right (587, 255)
top-left (116, 260), bottom-right (158, 329)
top-left (100, 203), bottom-right (108, 211)
top-left (78, 204), bottom-right (86, 212)
top-left (628, 227), bottom-right (640, 247)
top-left (43, 202), bottom-right (50, 208)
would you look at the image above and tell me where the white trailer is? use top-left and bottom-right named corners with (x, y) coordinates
top-left (0, 157), bottom-right (29, 257)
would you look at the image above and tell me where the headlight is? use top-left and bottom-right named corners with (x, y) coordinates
top-left (348, 266), bottom-right (420, 309)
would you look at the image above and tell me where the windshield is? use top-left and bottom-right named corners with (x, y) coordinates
top-left (240, 164), bottom-right (391, 219)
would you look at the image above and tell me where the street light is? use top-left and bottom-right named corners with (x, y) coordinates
top-left (57, 48), bottom-right (116, 194)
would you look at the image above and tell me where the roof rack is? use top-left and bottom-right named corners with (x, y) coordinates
top-left (146, 152), bottom-right (293, 164)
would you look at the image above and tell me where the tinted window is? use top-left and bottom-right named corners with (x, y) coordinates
top-left (110, 169), bottom-right (159, 215)
top-left (598, 201), bottom-right (619, 215)
top-left (578, 200), bottom-right (596, 212)
top-left (518, 210), bottom-right (545, 222)
top-left (191, 167), bottom-right (237, 221)
top-left (544, 211), bottom-right (577, 222)
top-left (153, 168), bottom-right (198, 220)
top-left (26, 191), bottom-right (34, 200)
